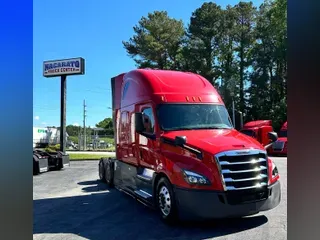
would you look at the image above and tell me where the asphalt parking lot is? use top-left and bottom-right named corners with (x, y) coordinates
top-left (33, 157), bottom-right (287, 240)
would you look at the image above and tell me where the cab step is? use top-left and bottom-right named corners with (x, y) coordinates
top-left (136, 168), bottom-right (155, 182)
top-left (134, 189), bottom-right (153, 199)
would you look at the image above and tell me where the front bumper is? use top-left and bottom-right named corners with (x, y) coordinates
top-left (173, 180), bottom-right (281, 220)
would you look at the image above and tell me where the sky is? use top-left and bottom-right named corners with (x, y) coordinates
top-left (33, 0), bottom-right (264, 128)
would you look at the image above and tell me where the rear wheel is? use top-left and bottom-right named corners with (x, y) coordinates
top-left (55, 159), bottom-right (62, 170)
top-left (156, 177), bottom-right (178, 224)
top-left (104, 158), bottom-right (114, 187)
top-left (33, 159), bottom-right (40, 175)
top-left (98, 159), bottom-right (105, 182)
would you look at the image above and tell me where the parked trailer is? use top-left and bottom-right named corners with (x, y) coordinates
top-left (33, 149), bottom-right (70, 175)
top-left (269, 121), bottom-right (287, 156)
top-left (239, 120), bottom-right (274, 147)
top-left (99, 69), bottom-right (281, 223)
top-left (33, 127), bottom-right (72, 148)
top-left (33, 151), bottom-right (49, 175)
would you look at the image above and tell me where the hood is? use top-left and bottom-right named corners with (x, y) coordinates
top-left (162, 129), bottom-right (264, 155)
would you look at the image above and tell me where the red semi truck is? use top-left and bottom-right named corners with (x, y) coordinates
top-left (99, 69), bottom-right (281, 223)
top-left (269, 121), bottom-right (287, 156)
top-left (239, 120), bottom-right (274, 147)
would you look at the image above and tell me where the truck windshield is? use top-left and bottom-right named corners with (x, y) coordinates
top-left (157, 104), bottom-right (233, 131)
top-left (278, 130), bottom-right (287, 137)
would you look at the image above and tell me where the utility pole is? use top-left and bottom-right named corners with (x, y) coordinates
top-left (78, 126), bottom-right (81, 150)
top-left (60, 75), bottom-right (67, 153)
top-left (83, 99), bottom-right (87, 150)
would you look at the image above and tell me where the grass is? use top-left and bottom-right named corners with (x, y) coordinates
top-left (69, 153), bottom-right (114, 160)
top-left (99, 137), bottom-right (114, 144)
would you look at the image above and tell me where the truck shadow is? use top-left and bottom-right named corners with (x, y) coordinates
top-left (33, 180), bottom-right (268, 240)
top-left (78, 180), bottom-right (110, 192)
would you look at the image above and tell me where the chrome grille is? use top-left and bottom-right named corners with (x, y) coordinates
top-left (215, 149), bottom-right (269, 191)
top-left (272, 141), bottom-right (285, 150)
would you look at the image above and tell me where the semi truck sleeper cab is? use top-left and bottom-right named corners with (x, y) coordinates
top-left (240, 120), bottom-right (274, 147)
top-left (99, 69), bottom-right (281, 223)
top-left (269, 121), bottom-right (287, 156)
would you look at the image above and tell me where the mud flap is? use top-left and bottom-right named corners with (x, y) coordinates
top-left (62, 154), bottom-right (70, 167)
top-left (38, 158), bottom-right (49, 173)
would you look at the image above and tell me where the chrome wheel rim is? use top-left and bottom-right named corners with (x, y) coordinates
top-left (158, 186), bottom-right (171, 216)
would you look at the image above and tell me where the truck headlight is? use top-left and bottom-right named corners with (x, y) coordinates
top-left (182, 170), bottom-right (211, 185)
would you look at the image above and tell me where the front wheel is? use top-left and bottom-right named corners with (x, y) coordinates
top-left (156, 177), bottom-right (178, 224)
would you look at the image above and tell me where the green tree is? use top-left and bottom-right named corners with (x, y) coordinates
top-left (269, 0), bottom-right (287, 104)
top-left (233, 1), bottom-right (257, 113)
top-left (185, 2), bottom-right (224, 82)
top-left (66, 125), bottom-right (81, 136)
top-left (216, 5), bottom-right (238, 110)
top-left (246, 0), bottom-right (274, 120)
top-left (246, 0), bottom-right (287, 128)
top-left (96, 117), bottom-right (113, 129)
top-left (96, 117), bottom-right (114, 135)
top-left (123, 11), bottom-right (185, 69)
top-left (121, 0), bottom-right (287, 129)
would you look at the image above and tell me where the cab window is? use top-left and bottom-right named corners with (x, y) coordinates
top-left (142, 108), bottom-right (155, 134)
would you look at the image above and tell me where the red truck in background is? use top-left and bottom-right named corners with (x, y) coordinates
top-left (99, 69), bottom-right (281, 223)
top-left (268, 121), bottom-right (287, 156)
top-left (239, 120), bottom-right (274, 147)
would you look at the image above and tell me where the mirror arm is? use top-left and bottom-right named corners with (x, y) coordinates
top-left (264, 143), bottom-right (273, 149)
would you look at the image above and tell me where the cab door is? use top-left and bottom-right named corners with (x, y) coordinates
top-left (137, 104), bottom-right (157, 170)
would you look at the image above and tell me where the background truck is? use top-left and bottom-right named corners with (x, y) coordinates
top-left (239, 120), bottom-right (274, 147)
top-left (33, 150), bottom-right (49, 175)
top-left (33, 127), bottom-right (75, 149)
top-left (268, 121), bottom-right (287, 156)
top-left (33, 127), bottom-right (60, 148)
top-left (33, 149), bottom-right (70, 175)
top-left (99, 69), bottom-right (281, 223)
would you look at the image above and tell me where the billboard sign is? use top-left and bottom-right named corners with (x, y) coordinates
top-left (43, 57), bottom-right (85, 77)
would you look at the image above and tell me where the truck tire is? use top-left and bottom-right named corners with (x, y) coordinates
top-left (33, 159), bottom-right (40, 175)
top-left (156, 177), bottom-right (178, 224)
top-left (55, 158), bottom-right (63, 170)
top-left (99, 159), bottom-right (106, 182)
top-left (104, 158), bottom-right (114, 187)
